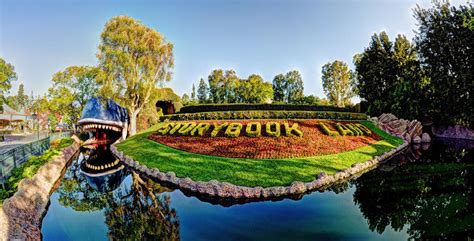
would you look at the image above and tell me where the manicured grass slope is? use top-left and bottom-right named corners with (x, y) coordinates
top-left (117, 121), bottom-right (403, 187)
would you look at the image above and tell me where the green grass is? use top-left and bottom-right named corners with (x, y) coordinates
top-left (0, 138), bottom-right (74, 202)
top-left (117, 120), bottom-right (403, 187)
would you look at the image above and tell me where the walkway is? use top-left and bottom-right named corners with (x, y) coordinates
top-left (0, 131), bottom-right (50, 155)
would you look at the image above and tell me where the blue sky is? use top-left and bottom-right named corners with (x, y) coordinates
top-left (0, 0), bottom-right (466, 98)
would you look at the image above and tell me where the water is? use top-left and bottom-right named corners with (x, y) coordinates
top-left (41, 139), bottom-right (474, 240)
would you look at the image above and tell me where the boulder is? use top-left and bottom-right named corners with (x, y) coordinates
top-left (421, 133), bottom-right (431, 143)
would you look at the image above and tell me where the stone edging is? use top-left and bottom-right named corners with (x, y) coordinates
top-left (111, 141), bottom-right (408, 200)
top-left (0, 142), bottom-right (80, 241)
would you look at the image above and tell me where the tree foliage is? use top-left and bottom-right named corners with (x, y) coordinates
top-left (206, 69), bottom-right (273, 104)
top-left (354, 32), bottom-right (427, 120)
top-left (97, 16), bottom-right (174, 135)
top-left (0, 57), bottom-right (16, 103)
top-left (414, 1), bottom-right (474, 127)
top-left (197, 78), bottom-right (208, 103)
top-left (321, 60), bottom-right (355, 107)
top-left (48, 65), bottom-right (102, 127)
top-left (272, 71), bottom-right (304, 103)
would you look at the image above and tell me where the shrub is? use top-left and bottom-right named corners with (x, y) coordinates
top-left (179, 103), bottom-right (352, 113)
top-left (190, 123), bottom-right (211, 136)
top-left (160, 110), bottom-right (366, 121)
top-left (335, 123), bottom-right (354, 136)
top-left (355, 123), bottom-right (372, 135)
top-left (345, 123), bottom-right (364, 136)
top-left (246, 122), bottom-right (261, 137)
top-left (284, 122), bottom-right (303, 137)
top-left (225, 123), bottom-right (243, 137)
top-left (317, 123), bottom-right (339, 137)
top-left (266, 122), bottom-right (281, 137)
top-left (211, 123), bottom-right (228, 137)
top-left (177, 122), bottom-right (197, 135)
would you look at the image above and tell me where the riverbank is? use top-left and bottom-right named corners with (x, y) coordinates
top-left (0, 140), bottom-right (79, 240)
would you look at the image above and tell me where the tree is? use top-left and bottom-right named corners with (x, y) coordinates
top-left (191, 84), bottom-right (196, 101)
top-left (294, 95), bottom-right (320, 105)
top-left (207, 69), bottom-right (239, 103)
top-left (16, 83), bottom-right (27, 110)
top-left (271, 71), bottom-right (304, 103)
top-left (0, 57), bottom-right (17, 103)
top-left (197, 78), bottom-right (208, 103)
top-left (97, 16), bottom-right (174, 135)
top-left (181, 93), bottom-right (190, 105)
top-left (208, 69), bottom-right (224, 103)
top-left (353, 32), bottom-right (398, 116)
top-left (272, 74), bottom-right (285, 102)
top-left (48, 66), bottom-right (101, 127)
top-left (321, 60), bottom-right (355, 107)
top-left (414, 1), bottom-right (474, 128)
top-left (285, 70), bottom-right (304, 103)
top-left (238, 74), bottom-right (273, 103)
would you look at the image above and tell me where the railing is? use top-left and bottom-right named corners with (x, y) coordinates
top-left (0, 131), bottom-right (72, 185)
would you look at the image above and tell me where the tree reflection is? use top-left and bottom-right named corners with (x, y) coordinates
top-left (352, 141), bottom-right (474, 240)
top-left (55, 155), bottom-right (180, 240)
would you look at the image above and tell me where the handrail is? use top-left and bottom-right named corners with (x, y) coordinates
top-left (0, 131), bottom-right (72, 184)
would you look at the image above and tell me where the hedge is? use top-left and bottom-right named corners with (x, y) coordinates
top-left (160, 110), bottom-right (367, 121)
top-left (179, 103), bottom-right (354, 113)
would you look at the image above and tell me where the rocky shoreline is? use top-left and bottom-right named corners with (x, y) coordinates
top-left (0, 142), bottom-right (80, 241)
top-left (111, 140), bottom-right (408, 200)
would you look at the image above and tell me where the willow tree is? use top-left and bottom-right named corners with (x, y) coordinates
top-left (97, 16), bottom-right (174, 135)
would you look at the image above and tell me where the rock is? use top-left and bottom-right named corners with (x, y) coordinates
top-left (403, 133), bottom-right (411, 143)
top-left (432, 125), bottom-right (474, 140)
top-left (421, 133), bottom-right (431, 143)
top-left (288, 181), bottom-right (306, 194)
top-left (412, 136), bottom-right (421, 144)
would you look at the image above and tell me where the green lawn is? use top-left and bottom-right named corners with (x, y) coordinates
top-left (117, 120), bottom-right (403, 187)
top-left (0, 138), bottom-right (74, 202)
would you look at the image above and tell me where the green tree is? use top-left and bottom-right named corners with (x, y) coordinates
top-left (16, 83), bottom-right (27, 110)
top-left (294, 95), bottom-right (321, 105)
top-left (0, 57), bottom-right (17, 103)
top-left (238, 74), bottom-right (273, 103)
top-left (208, 69), bottom-right (224, 103)
top-left (181, 93), bottom-right (190, 105)
top-left (48, 66), bottom-right (101, 127)
top-left (272, 74), bottom-right (286, 102)
top-left (97, 16), bottom-right (174, 135)
top-left (414, 1), bottom-right (474, 127)
top-left (207, 69), bottom-right (239, 103)
top-left (285, 70), bottom-right (304, 103)
top-left (353, 32), bottom-right (398, 115)
top-left (321, 60), bottom-right (356, 107)
top-left (191, 84), bottom-right (196, 101)
top-left (197, 78), bottom-right (208, 103)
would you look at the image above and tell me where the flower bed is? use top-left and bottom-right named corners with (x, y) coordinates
top-left (148, 120), bottom-right (381, 159)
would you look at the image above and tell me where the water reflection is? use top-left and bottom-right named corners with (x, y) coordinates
top-left (50, 151), bottom-right (180, 240)
top-left (352, 139), bottom-right (474, 240)
top-left (42, 138), bottom-right (474, 240)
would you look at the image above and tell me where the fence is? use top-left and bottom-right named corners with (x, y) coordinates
top-left (0, 131), bottom-right (72, 185)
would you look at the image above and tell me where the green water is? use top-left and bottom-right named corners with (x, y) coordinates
top-left (41, 139), bottom-right (474, 240)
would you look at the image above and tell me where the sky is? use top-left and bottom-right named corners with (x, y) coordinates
top-left (0, 0), bottom-right (468, 99)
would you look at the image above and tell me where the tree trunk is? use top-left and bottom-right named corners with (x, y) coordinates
top-left (130, 112), bottom-right (137, 136)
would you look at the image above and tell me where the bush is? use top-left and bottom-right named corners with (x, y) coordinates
top-left (224, 123), bottom-right (243, 137)
top-left (160, 110), bottom-right (367, 121)
top-left (211, 123), bottom-right (228, 137)
top-left (179, 103), bottom-right (353, 113)
top-left (266, 122), bottom-right (281, 137)
top-left (246, 122), bottom-right (261, 137)
top-left (1, 138), bottom-right (73, 202)
top-left (317, 123), bottom-right (340, 137)
top-left (335, 123), bottom-right (354, 136)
